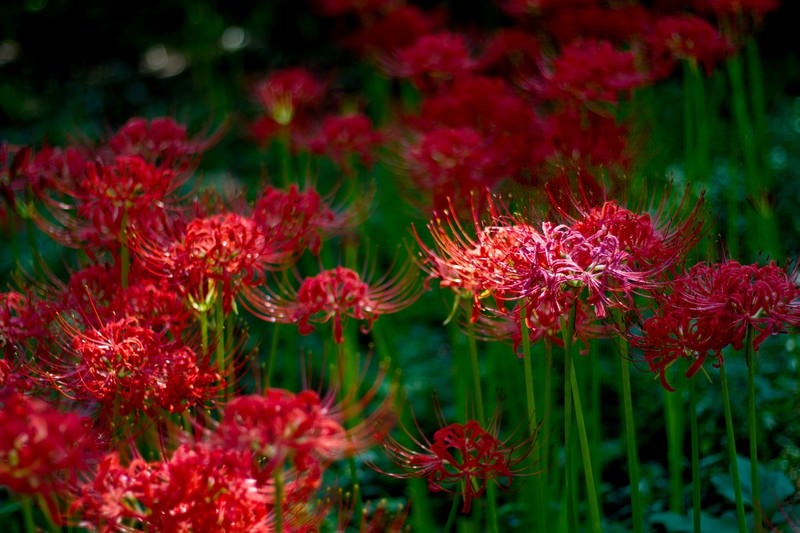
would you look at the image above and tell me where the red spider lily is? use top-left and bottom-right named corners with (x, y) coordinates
top-left (44, 315), bottom-right (219, 421)
top-left (633, 260), bottom-right (800, 389)
top-left (7, 144), bottom-right (89, 199)
top-left (134, 211), bottom-right (288, 314)
top-left (306, 113), bottom-right (383, 173)
top-left (241, 263), bottom-right (420, 343)
top-left (390, 32), bottom-right (476, 92)
top-left (647, 14), bottom-right (735, 78)
top-left (415, 206), bottom-right (538, 322)
top-left (403, 127), bottom-right (504, 214)
top-left (475, 29), bottom-right (541, 77)
top-left (376, 407), bottom-right (535, 513)
top-left (104, 116), bottom-right (215, 171)
top-left (547, 178), bottom-right (707, 280)
top-left (0, 290), bottom-right (53, 355)
top-left (340, 5), bottom-right (444, 58)
top-left (35, 155), bottom-right (186, 256)
top-left (72, 445), bottom-right (281, 533)
top-left (532, 39), bottom-right (650, 106)
top-left (541, 107), bottom-right (632, 173)
top-left (210, 384), bottom-right (395, 481)
top-left (251, 183), bottom-right (357, 258)
top-left (693, 0), bottom-right (781, 38)
top-left (253, 67), bottom-right (326, 128)
top-left (0, 392), bottom-right (98, 523)
top-left (542, 5), bottom-right (653, 46)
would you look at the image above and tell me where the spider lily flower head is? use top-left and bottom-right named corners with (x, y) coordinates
top-left (242, 262), bottom-right (421, 344)
top-left (72, 444), bottom-right (279, 533)
top-left (210, 382), bottom-right (395, 477)
top-left (46, 314), bottom-right (219, 423)
top-left (35, 154), bottom-right (186, 255)
top-left (403, 127), bottom-right (504, 215)
top-left (252, 183), bottom-right (359, 258)
top-left (389, 32), bottom-right (476, 92)
top-left (531, 38), bottom-right (650, 107)
top-left (415, 201), bottom-right (538, 322)
top-left (104, 116), bottom-right (217, 171)
top-left (633, 259), bottom-right (800, 390)
top-left (341, 5), bottom-right (445, 59)
top-left (0, 392), bottom-right (99, 523)
top-left (542, 4), bottom-right (653, 46)
top-left (647, 14), bottom-right (735, 78)
top-left (475, 29), bottom-right (541, 77)
top-left (134, 211), bottom-right (289, 314)
top-left (375, 404), bottom-right (537, 513)
top-left (253, 67), bottom-right (326, 128)
top-left (306, 113), bottom-right (383, 173)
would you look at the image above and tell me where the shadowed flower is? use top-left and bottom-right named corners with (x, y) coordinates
top-left (307, 113), bottom-right (383, 173)
top-left (252, 183), bottom-right (357, 258)
top-left (104, 116), bottom-right (215, 171)
top-left (242, 263), bottom-right (420, 343)
top-left (647, 14), bottom-right (734, 78)
top-left (391, 32), bottom-right (476, 92)
top-left (375, 407), bottom-right (535, 512)
top-left (253, 67), bottom-right (325, 128)
top-left (341, 5), bottom-right (444, 59)
top-left (72, 445), bottom-right (275, 533)
top-left (633, 260), bottom-right (800, 389)
top-left (47, 315), bottom-right (218, 421)
top-left (0, 392), bottom-right (98, 523)
top-left (532, 39), bottom-right (649, 106)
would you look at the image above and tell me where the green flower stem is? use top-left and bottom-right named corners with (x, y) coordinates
top-left (215, 283), bottom-right (230, 400)
top-left (568, 355), bottom-right (602, 533)
top-left (274, 468), bottom-right (285, 533)
top-left (689, 377), bottom-right (702, 533)
top-left (265, 323), bottom-right (281, 388)
top-left (618, 336), bottom-right (644, 533)
top-left (466, 321), bottom-right (486, 425)
top-left (719, 361), bottom-right (748, 533)
top-left (561, 306), bottom-right (577, 533)
top-left (561, 302), bottom-right (601, 532)
top-left (665, 380), bottom-right (685, 514)
top-left (727, 50), bottom-right (781, 260)
top-left (520, 301), bottom-right (546, 527)
top-left (745, 327), bottom-right (762, 533)
top-left (444, 491), bottom-right (461, 533)
top-left (22, 497), bottom-right (35, 533)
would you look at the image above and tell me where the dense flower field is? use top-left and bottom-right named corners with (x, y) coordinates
top-left (2, 0), bottom-right (800, 531)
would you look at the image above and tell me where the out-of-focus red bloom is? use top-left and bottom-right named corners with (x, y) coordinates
top-left (543, 5), bottom-right (653, 45)
top-left (341, 5), bottom-right (444, 58)
top-left (694, 0), bottom-right (781, 35)
top-left (542, 107), bottom-right (632, 174)
top-left (242, 264), bottom-right (419, 343)
top-left (500, 0), bottom-right (599, 18)
top-left (313, 0), bottom-right (399, 16)
top-left (634, 260), bottom-right (800, 389)
top-left (252, 183), bottom-right (355, 258)
top-left (391, 32), bottom-right (476, 92)
top-left (73, 445), bottom-right (275, 533)
top-left (533, 39), bottom-right (649, 106)
top-left (403, 127), bottom-right (504, 214)
top-left (377, 410), bottom-right (534, 513)
top-left (0, 393), bottom-right (97, 522)
top-left (0, 290), bottom-right (52, 355)
top-left (415, 75), bottom-right (549, 185)
top-left (104, 116), bottom-right (214, 171)
top-left (134, 212), bottom-right (285, 313)
top-left (647, 14), bottom-right (735, 78)
top-left (475, 29), bottom-right (541, 77)
top-left (211, 386), bottom-right (393, 480)
top-left (36, 155), bottom-right (185, 256)
top-left (49, 315), bottom-right (218, 420)
top-left (253, 68), bottom-right (326, 127)
top-left (307, 113), bottom-right (383, 173)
